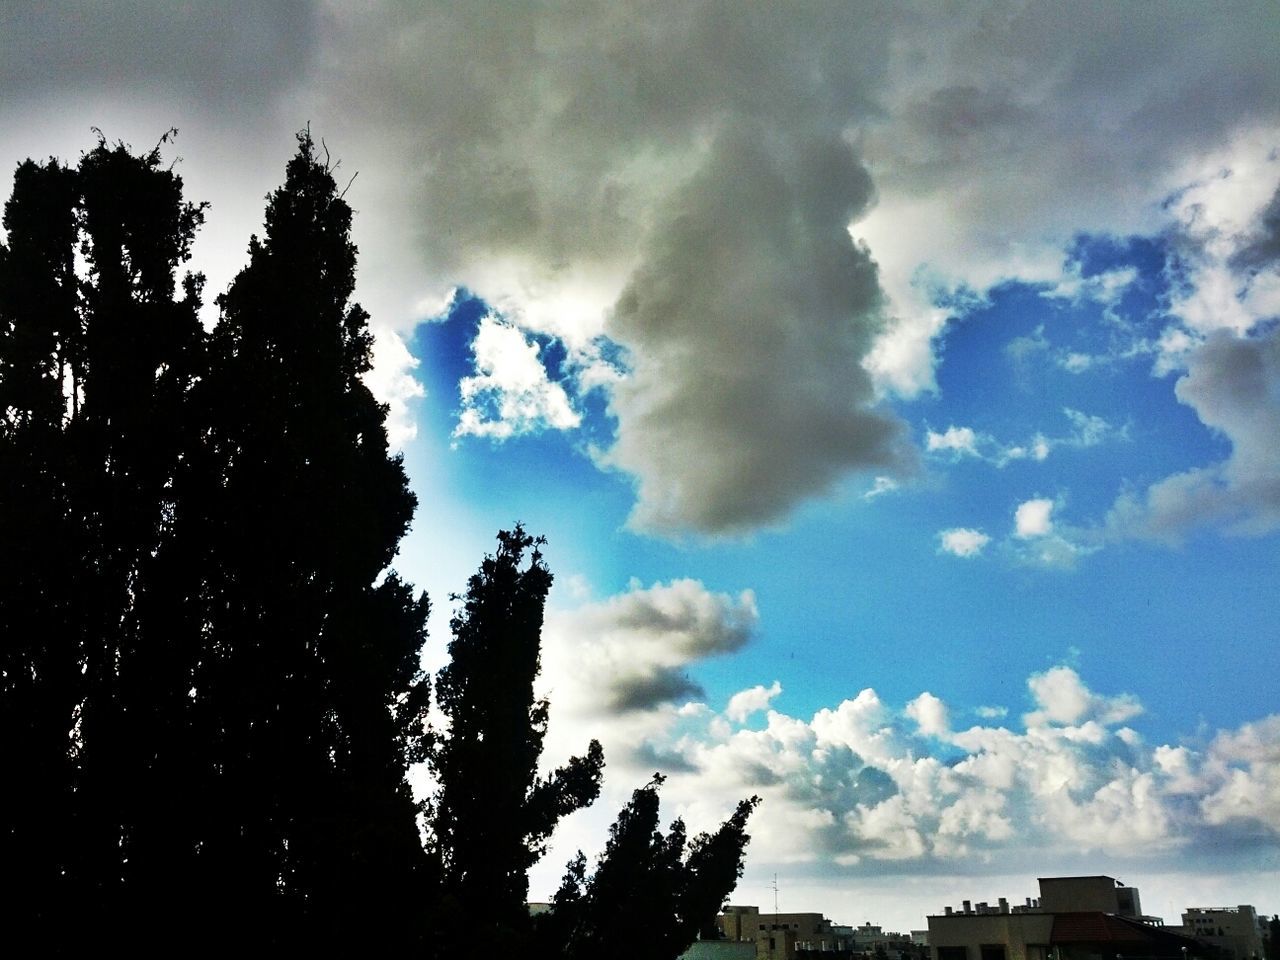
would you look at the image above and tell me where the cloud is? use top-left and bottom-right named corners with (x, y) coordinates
top-left (906, 692), bottom-right (950, 738)
top-left (1109, 324), bottom-right (1280, 541)
top-left (726, 682), bottom-right (784, 724)
top-left (1004, 501), bottom-right (1098, 569)
top-left (1200, 715), bottom-right (1280, 831)
top-left (944, 498), bottom-right (1092, 570)
top-left (1101, 135), bottom-right (1280, 544)
top-left (453, 313), bottom-right (581, 440)
top-left (926, 426), bottom-right (981, 457)
top-left (1023, 666), bottom-right (1142, 728)
top-left (365, 328), bottom-right (425, 448)
top-left (542, 577), bottom-right (757, 728)
top-left (0, 3), bottom-right (319, 111)
top-left (313, 3), bottom-right (1280, 535)
top-left (926, 410), bottom-right (1119, 469)
top-left (558, 660), bottom-right (1280, 873)
top-left (534, 582), bottom-right (1280, 911)
top-left (601, 126), bottom-right (912, 534)
top-left (10, 4), bottom-right (1280, 538)
top-left (937, 528), bottom-right (990, 558)
top-left (1014, 498), bottom-right (1055, 538)
top-left (1042, 264), bottom-right (1138, 307)
top-left (863, 476), bottom-right (900, 501)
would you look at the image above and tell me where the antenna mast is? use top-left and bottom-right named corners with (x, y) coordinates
top-left (772, 874), bottom-right (780, 959)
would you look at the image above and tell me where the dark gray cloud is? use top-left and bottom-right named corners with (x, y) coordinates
top-left (1231, 185), bottom-right (1280, 273)
top-left (320, 3), bottom-right (914, 534)
top-left (609, 670), bottom-right (703, 714)
top-left (605, 125), bottom-right (912, 533)
top-left (0, 2), bottom-right (318, 110)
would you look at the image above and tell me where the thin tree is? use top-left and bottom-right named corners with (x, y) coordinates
top-left (0, 155), bottom-right (84, 936)
top-left (431, 526), bottom-right (605, 955)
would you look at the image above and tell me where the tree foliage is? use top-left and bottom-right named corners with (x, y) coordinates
top-left (0, 131), bottom-right (431, 949)
top-left (432, 526), bottom-right (605, 953)
top-left (535, 775), bottom-right (760, 960)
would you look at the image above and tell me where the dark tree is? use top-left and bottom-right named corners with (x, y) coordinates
top-left (0, 131), bottom-right (433, 950)
top-left (0, 135), bottom-right (209, 940)
top-left (431, 526), bottom-right (605, 954)
top-left (0, 156), bottom-right (84, 936)
top-left (71, 135), bottom-right (211, 928)
top-left (535, 775), bottom-right (759, 960)
top-left (189, 130), bottom-right (431, 947)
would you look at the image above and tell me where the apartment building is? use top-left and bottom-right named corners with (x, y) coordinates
top-left (927, 876), bottom-right (1199, 960)
top-left (1180, 906), bottom-right (1266, 960)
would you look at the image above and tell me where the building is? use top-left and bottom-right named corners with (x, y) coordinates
top-left (928, 876), bottom-right (1200, 960)
top-left (1180, 906), bottom-right (1266, 960)
top-left (1038, 877), bottom-right (1145, 919)
top-left (718, 904), bottom-right (852, 958)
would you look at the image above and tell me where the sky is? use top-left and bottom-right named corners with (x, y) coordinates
top-left (3, 0), bottom-right (1279, 932)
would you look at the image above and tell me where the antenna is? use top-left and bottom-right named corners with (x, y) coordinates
top-left (772, 874), bottom-right (780, 959)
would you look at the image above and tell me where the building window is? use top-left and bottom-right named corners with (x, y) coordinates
top-left (938, 947), bottom-right (968, 960)
top-left (981, 945), bottom-right (1007, 960)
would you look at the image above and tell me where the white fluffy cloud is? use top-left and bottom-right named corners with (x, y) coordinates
top-left (727, 682), bottom-right (784, 724)
top-left (1023, 666), bottom-right (1142, 728)
top-left (453, 313), bottom-right (581, 440)
top-left (927, 426), bottom-right (981, 457)
top-left (534, 580), bottom-right (1280, 919)
top-left (545, 654), bottom-right (1279, 872)
top-left (365, 328), bottom-right (426, 448)
top-left (1014, 498), bottom-right (1055, 538)
top-left (938, 528), bottom-right (990, 558)
top-left (906, 692), bottom-right (950, 738)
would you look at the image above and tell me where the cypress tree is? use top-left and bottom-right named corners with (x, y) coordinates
top-left (0, 131), bottom-right (433, 949)
top-left (193, 129), bottom-right (431, 946)
top-left (432, 526), bottom-right (605, 955)
top-left (0, 136), bottom-right (209, 941)
top-left (0, 156), bottom-right (84, 936)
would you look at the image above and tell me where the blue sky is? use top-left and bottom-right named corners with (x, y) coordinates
top-left (3, 0), bottom-right (1279, 932)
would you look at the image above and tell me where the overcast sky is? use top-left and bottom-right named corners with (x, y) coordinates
top-left (4, 1), bottom-right (1279, 931)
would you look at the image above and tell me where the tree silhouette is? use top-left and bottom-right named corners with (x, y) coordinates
top-left (0, 131), bottom-right (432, 949)
top-left (0, 155), bottom-right (85, 938)
top-left (536, 775), bottom-right (759, 960)
top-left (431, 526), bottom-right (605, 955)
top-left (0, 135), bottom-right (210, 940)
top-left (190, 129), bottom-right (431, 947)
